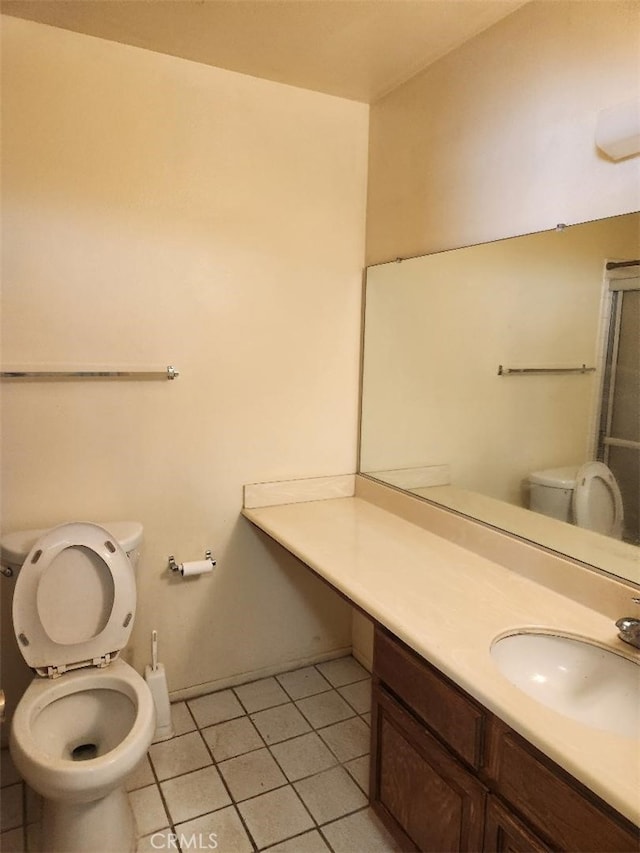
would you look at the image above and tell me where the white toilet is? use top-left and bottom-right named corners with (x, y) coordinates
top-left (528, 461), bottom-right (624, 539)
top-left (2, 521), bottom-right (155, 853)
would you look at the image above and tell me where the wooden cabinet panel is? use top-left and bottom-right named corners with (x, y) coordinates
top-left (375, 627), bottom-right (484, 768)
top-left (372, 685), bottom-right (486, 852)
top-left (485, 718), bottom-right (639, 853)
top-left (484, 796), bottom-right (552, 853)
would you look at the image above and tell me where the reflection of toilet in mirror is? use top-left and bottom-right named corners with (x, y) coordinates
top-left (528, 462), bottom-right (623, 539)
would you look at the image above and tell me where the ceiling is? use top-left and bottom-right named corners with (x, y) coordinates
top-left (1, 0), bottom-right (526, 103)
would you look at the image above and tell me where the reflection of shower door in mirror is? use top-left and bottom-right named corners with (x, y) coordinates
top-left (597, 264), bottom-right (639, 544)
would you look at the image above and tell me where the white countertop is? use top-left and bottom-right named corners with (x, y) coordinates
top-left (243, 495), bottom-right (640, 825)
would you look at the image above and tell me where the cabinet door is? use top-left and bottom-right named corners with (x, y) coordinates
top-left (375, 627), bottom-right (485, 768)
top-left (371, 685), bottom-right (486, 852)
top-left (484, 796), bottom-right (551, 853)
top-left (485, 719), bottom-right (640, 853)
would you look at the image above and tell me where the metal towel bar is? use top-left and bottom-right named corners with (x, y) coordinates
top-left (497, 364), bottom-right (596, 376)
top-left (0, 366), bottom-right (179, 381)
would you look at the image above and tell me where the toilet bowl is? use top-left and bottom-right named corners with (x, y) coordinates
top-left (3, 521), bottom-right (155, 853)
top-left (528, 461), bottom-right (624, 539)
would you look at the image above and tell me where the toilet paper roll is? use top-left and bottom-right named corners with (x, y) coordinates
top-left (180, 559), bottom-right (214, 577)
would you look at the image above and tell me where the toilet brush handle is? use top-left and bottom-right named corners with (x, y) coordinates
top-left (151, 631), bottom-right (158, 672)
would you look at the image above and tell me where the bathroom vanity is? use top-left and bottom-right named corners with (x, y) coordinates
top-left (371, 626), bottom-right (637, 852)
top-left (242, 475), bottom-right (640, 852)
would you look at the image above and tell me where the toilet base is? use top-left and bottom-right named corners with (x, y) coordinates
top-left (38, 786), bottom-right (135, 853)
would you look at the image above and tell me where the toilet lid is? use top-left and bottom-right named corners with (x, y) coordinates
top-left (573, 462), bottom-right (623, 536)
top-left (12, 522), bottom-right (136, 677)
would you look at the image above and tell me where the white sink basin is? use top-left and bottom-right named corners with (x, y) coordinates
top-left (491, 633), bottom-right (640, 738)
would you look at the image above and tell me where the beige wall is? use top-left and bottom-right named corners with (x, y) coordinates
top-left (0, 16), bottom-right (369, 720)
top-left (366, 0), bottom-right (640, 265)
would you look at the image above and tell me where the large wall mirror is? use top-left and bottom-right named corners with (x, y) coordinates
top-left (360, 213), bottom-right (639, 585)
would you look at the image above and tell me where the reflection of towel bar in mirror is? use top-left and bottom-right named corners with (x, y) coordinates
top-left (497, 364), bottom-right (596, 376)
top-left (0, 366), bottom-right (180, 381)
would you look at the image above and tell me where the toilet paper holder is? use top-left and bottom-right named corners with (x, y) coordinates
top-left (168, 550), bottom-right (216, 575)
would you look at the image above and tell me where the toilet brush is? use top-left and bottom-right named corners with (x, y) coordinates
top-left (144, 630), bottom-right (175, 742)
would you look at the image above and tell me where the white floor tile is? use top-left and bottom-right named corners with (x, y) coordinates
top-left (125, 755), bottom-right (155, 791)
top-left (188, 690), bottom-right (245, 729)
top-left (218, 748), bottom-right (287, 802)
top-left (318, 717), bottom-right (370, 762)
top-left (129, 784), bottom-right (169, 837)
top-left (170, 701), bottom-right (197, 736)
top-left (0, 827), bottom-right (25, 853)
top-left (316, 657), bottom-right (369, 688)
top-left (296, 691), bottom-right (355, 729)
top-left (234, 677), bottom-right (289, 713)
top-left (175, 805), bottom-right (253, 853)
top-left (321, 808), bottom-right (399, 853)
top-left (0, 750), bottom-right (22, 788)
top-left (344, 754), bottom-right (370, 794)
top-left (24, 786), bottom-right (42, 826)
top-left (276, 667), bottom-right (332, 701)
top-left (161, 765), bottom-right (231, 825)
top-left (135, 828), bottom-right (172, 853)
top-left (25, 822), bottom-right (41, 853)
top-left (238, 786), bottom-right (314, 849)
top-left (294, 766), bottom-right (367, 825)
top-left (0, 783), bottom-right (23, 833)
top-left (270, 733), bottom-right (337, 782)
top-left (202, 716), bottom-right (265, 762)
top-left (251, 703), bottom-right (311, 744)
top-left (264, 829), bottom-right (331, 853)
top-left (338, 679), bottom-right (372, 715)
top-left (149, 732), bottom-right (212, 781)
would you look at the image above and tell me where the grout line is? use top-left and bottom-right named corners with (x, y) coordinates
top-left (0, 781), bottom-right (25, 833)
top-left (21, 780), bottom-right (27, 834)
top-left (320, 804), bottom-right (373, 830)
top-left (137, 658), bottom-right (373, 853)
top-left (318, 824), bottom-right (338, 853)
top-left (197, 722), bottom-right (259, 852)
top-left (276, 683), bottom-right (334, 702)
top-left (181, 698), bottom-right (199, 732)
top-left (293, 695), bottom-right (357, 731)
top-left (139, 713), bottom-right (371, 790)
top-left (259, 825), bottom-right (323, 852)
top-left (145, 752), bottom-right (180, 849)
top-left (285, 782), bottom-right (320, 838)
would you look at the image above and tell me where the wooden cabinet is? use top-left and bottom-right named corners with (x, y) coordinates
top-left (374, 627), bottom-right (484, 769)
top-left (372, 685), bottom-right (485, 852)
top-left (484, 718), bottom-right (639, 853)
top-left (370, 626), bottom-right (639, 853)
top-left (483, 797), bottom-right (551, 853)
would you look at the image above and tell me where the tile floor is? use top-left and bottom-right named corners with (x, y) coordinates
top-left (0, 656), bottom-right (400, 853)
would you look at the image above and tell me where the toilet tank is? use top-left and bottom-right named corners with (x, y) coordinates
top-left (528, 467), bottom-right (579, 523)
top-left (0, 522), bottom-right (143, 574)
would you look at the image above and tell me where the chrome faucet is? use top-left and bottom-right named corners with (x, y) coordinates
top-left (615, 617), bottom-right (640, 650)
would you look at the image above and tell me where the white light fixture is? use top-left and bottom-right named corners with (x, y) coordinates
top-left (595, 98), bottom-right (640, 161)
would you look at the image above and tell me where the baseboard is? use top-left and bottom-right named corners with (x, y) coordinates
top-left (169, 645), bottom-right (355, 702)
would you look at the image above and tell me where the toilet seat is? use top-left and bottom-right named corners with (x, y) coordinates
top-left (573, 462), bottom-right (624, 537)
top-left (12, 522), bottom-right (136, 677)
